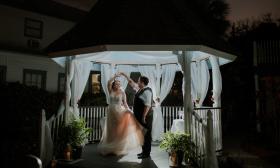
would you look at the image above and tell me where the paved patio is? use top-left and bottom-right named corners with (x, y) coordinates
top-left (76, 143), bottom-right (169, 168)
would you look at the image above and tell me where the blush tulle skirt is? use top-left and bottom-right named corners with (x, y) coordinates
top-left (97, 105), bottom-right (144, 156)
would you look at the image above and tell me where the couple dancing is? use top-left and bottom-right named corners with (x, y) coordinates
top-left (97, 72), bottom-right (153, 159)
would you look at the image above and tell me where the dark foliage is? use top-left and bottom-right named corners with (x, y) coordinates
top-left (189, 0), bottom-right (231, 37)
top-left (0, 82), bottom-right (63, 168)
top-left (222, 14), bottom-right (280, 136)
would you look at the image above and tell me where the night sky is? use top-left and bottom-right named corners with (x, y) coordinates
top-left (227, 0), bottom-right (280, 22)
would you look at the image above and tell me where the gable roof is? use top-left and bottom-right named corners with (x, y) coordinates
top-left (46, 0), bottom-right (237, 57)
top-left (0, 0), bottom-right (88, 22)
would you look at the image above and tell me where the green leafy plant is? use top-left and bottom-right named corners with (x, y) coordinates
top-left (69, 117), bottom-right (92, 146)
top-left (54, 117), bottom-right (92, 158)
top-left (159, 131), bottom-right (196, 164)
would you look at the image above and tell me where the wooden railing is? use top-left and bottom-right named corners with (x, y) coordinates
top-left (79, 106), bottom-right (186, 142)
top-left (39, 102), bottom-right (65, 166)
top-left (194, 108), bottom-right (222, 152)
top-left (78, 106), bottom-right (222, 150)
top-left (191, 108), bottom-right (219, 168)
top-left (79, 106), bottom-right (108, 142)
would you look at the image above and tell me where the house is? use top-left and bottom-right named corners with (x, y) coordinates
top-left (0, 1), bottom-right (85, 92)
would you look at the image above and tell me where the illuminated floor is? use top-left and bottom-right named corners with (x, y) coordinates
top-left (77, 143), bottom-right (169, 168)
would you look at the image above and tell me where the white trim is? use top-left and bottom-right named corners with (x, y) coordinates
top-left (48, 44), bottom-right (237, 62)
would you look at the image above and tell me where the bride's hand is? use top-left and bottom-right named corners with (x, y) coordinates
top-left (118, 72), bottom-right (125, 76)
top-left (114, 73), bottom-right (121, 78)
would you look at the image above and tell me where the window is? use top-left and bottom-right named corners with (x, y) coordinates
top-left (79, 71), bottom-right (106, 106)
top-left (0, 66), bottom-right (6, 84)
top-left (24, 18), bottom-right (43, 39)
top-left (89, 71), bottom-right (102, 94)
top-left (57, 73), bottom-right (65, 93)
top-left (23, 69), bottom-right (46, 89)
top-left (161, 71), bottom-right (183, 106)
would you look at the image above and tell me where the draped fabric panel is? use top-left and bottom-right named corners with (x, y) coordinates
top-left (159, 64), bottom-right (177, 103)
top-left (101, 64), bottom-right (114, 104)
top-left (191, 62), bottom-right (199, 102)
top-left (209, 55), bottom-right (222, 107)
top-left (191, 60), bottom-right (210, 107)
top-left (198, 60), bottom-right (210, 106)
top-left (72, 60), bottom-right (93, 117)
top-left (151, 64), bottom-right (177, 141)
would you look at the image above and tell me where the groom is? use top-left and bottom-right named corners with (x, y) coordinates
top-left (123, 73), bottom-right (153, 159)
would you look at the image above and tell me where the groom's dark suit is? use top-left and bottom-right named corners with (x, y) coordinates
top-left (133, 87), bottom-right (153, 156)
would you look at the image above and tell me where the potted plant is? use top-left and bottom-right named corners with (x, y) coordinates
top-left (159, 131), bottom-right (195, 167)
top-left (54, 117), bottom-right (92, 160)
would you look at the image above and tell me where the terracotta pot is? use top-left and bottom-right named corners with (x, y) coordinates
top-left (169, 150), bottom-right (184, 167)
top-left (63, 144), bottom-right (72, 160)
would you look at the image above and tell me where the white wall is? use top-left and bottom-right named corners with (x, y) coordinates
top-left (0, 4), bottom-right (75, 50)
top-left (0, 50), bottom-right (65, 92)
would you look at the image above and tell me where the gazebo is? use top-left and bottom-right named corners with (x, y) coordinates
top-left (45, 0), bottom-right (237, 167)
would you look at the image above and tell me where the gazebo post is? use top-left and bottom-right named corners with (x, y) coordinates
top-left (64, 56), bottom-right (71, 124)
top-left (71, 56), bottom-right (76, 116)
top-left (182, 51), bottom-right (193, 134)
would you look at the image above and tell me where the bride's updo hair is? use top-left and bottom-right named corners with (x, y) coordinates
top-left (112, 80), bottom-right (120, 89)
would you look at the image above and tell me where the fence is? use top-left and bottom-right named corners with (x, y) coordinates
top-left (78, 106), bottom-right (222, 151)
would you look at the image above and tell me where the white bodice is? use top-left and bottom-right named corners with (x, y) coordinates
top-left (109, 92), bottom-right (123, 105)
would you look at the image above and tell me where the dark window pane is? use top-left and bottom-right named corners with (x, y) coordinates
top-left (24, 18), bottom-right (43, 39)
top-left (23, 69), bottom-right (46, 89)
top-left (57, 73), bottom-right (65, 93)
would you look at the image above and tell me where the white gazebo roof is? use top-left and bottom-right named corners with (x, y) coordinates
top-left (53, 50), bottom-right (234, 68)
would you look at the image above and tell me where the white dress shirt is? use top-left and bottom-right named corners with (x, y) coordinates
top-left (133, 84), bottom-right (152, 107)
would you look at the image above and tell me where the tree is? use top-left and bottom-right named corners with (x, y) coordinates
top-left (190, 0), bottom-right (230, 37)
top-left (222, 14), bottom-right (280, 133)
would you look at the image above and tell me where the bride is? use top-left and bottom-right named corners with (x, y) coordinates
top-left (97, 73), bottom-right (144, 156)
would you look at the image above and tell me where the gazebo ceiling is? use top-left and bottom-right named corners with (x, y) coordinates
top-left (47, 0), bottom-right (237, 60)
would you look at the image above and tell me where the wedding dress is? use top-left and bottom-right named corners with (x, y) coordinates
top-left (97, 92), bottom-right (144, 155)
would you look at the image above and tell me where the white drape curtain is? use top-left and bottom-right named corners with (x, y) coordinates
top-left (209, 55), bottom-right (222, 107)
top-left (191, 60), bottom-right (210, 107)
top-left (138, 66), bottom-right (157, 100)
top-left (115, 65), bottom-right (132, 90)
top-left (159, 64), bottom-right (177, 103)
top-left (101, 64), bottom-right (114, 104)
top-left (150, 64), bottom-right (177, 141)
top-left (66, 60), bottom-right (92, 118)
top-left (191, 62), bottom-right (199, 102)
top-left (72, 60), bottom-right (93, 117)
